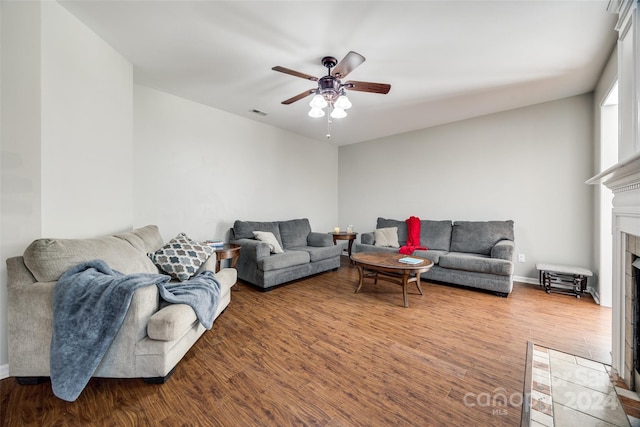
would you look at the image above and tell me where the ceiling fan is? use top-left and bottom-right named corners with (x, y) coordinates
top-left (272, 51), bottom-right (391, 119)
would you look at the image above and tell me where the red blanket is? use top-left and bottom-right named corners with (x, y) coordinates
top-left (399, 216), bottom-right (427, 254)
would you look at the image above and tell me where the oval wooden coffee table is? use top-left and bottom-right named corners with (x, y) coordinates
top-left (350, 252), bottom-right (433, 308)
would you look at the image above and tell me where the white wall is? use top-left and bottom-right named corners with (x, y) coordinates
top-left (40, 1), bottom-right (134, 237)
top-left (0, 1), bottom-right (134, 371)
top-left (339, 94), bottom-right (595, 281)
top-left (1, 0), bottom-right (44, 377)
top-left (133, 85), bottom-right (339, 243)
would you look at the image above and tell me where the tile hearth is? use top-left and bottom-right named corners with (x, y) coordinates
top-left (528, 344), bottom-right (640, 426)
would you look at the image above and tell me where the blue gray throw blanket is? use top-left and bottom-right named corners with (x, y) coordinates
top-left (51, 259), bottom-right (221, 402)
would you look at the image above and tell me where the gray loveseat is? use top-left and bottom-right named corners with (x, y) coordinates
top-left (6, 225), bottom-right (236, 386)
top-left (354, 218), bottom-right (515, 296)
top-left (230, 218), bottom-right (342, 290)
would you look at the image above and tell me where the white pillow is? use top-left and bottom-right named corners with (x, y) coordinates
top-left (253, 231), bottom-right (284, 254)
top-left (374, 227), bottom-right (399, 248)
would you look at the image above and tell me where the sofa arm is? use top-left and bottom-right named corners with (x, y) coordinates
top-left (491, 240), bottom-right (515, 261)
top-left (361, 232), bottom-right (375, 245)
top-left (232, 238), bottom-right (271, 260)
top-left (308, 232), bottom-right (333, 247)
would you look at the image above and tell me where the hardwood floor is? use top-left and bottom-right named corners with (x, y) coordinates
top-left (0, 257), bottom-right (611, 426)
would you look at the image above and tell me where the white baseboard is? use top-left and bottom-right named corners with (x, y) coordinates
top-left (515, 276), bottom-right (601, 304)
top-left (0, 364), bottom-right (9, 380)
top-left (514, 275), bottom-right (539, 285)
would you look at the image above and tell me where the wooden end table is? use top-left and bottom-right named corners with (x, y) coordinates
top-left (213, 244), bottom-right (241, 272)
top-left (331, 232), bottom-right (358, 258)
top-left (350, 252), bottom-right (433, 308)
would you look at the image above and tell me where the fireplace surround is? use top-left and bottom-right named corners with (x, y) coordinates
top-left (629, 239), bottom-right (640, 388)
top-left (588, 151), bottom-right (640, 390)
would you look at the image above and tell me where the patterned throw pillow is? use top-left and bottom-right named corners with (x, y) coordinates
top-left (148, 233), bottom-right (214, 281)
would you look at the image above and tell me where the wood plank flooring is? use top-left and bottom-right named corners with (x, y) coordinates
top-left (0, 257), bottom-right (612, 426)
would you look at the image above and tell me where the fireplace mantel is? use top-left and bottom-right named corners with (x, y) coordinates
top-left (586, 151), bottom-right (640, 193)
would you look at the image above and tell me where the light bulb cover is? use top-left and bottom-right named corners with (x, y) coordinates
top-left (330, 108), bottom-right (347, 119)
top-left (334, 95), bottom-right (352, 110)
top-left (308, 107), bottom-right (325, 118)
top-left (309, 94), bottom-right (328, 109)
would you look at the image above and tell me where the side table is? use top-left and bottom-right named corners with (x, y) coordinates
top-left (331, 232), bottom-right (358, 259)
top-left (213, 244), bottom-right (241, 273)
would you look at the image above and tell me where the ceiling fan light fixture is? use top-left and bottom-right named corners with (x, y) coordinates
top-left (308, 107), bottom-right (325, 118)
top-left (309, 94), bottom-right (328, 109)
top-left (330, 108), bottom-right (347, 119)
top-left (334, 94), bottom-right (352, 110)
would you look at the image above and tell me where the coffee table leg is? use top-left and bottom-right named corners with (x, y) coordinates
top-left (355, 265), bottom-right (364, 293)
top-left (415, 273), bottom-right (424, 295)
top-left (402, 272), bottom-right (409, 308)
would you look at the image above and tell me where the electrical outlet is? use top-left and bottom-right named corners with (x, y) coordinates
top-left (518, 253), bottom-right (526, 263)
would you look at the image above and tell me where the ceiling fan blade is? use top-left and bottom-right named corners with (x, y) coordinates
top-left (332, 51), bottom-right (365, 78)
top-left (272, 66), bottom-right (318, 81)
top-left (344, 81), bottom-right (391, 94)
top-left (282, 89), bottom-right (316, 105)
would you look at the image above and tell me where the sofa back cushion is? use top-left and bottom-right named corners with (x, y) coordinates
top-left (115, 225), bottom-right (165, 253)
top-left (233, 220), bottom-right (283, 249)
top-left (419, 220), bottom-right (453, 251)
top-left (376, 218), bottom-right (407, 246)
top-left (278, 218), bottom-right (312, 249)
top-left (23, 235), bottom-right (159, 283)
top-left (450, 220), bottom-right (514, 256)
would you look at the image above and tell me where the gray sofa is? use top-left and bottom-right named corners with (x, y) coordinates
top-left (230, 218), bottom-right (342, 290)
top-left (354, 218), bottom-right (515, 296)
top-left (6, 225), bottom-right (237, 385)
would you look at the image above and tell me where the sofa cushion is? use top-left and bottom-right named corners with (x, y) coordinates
top-left (233, 220), bottom-right (283, 249)
top-left (253, 231), bottom-right (284, 254)
top-left (147, 303), bottom-right (197, 341)
top-left (278, 218), bottom-right (312, 249)
top-left (376, 218), bottom-right (407, 246)
top-left (374, 227), bottom-right (400, 248)
top-left (449, 220), bottom-right (514, 256)
top-left (148, 233), bottom-right (214, 281)
top-left (23, 235), bottom-right (159, 283)
top-left (258, 250), bottom-right (310, 272)
top-left (290, 245), bottom-right (342, 262)
top-left (411, 249), bottom-right (448, 265)
top-left (419, 220), bottom-right (453, 251)
top-left (439, 252), bottom-right (514, 276)
top-left (115, 225), bottom-right (165, 253)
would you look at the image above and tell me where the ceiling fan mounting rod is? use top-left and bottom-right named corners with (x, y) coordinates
top-left (321, 56), bottom-right (338, 73)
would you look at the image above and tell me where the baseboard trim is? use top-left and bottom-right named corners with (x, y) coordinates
top-left (514, 275), bottom-right (539, 285)
top-left (515, 276), bottom-right (600, 303)
top-left (0, 364), bottom-right (9, 380)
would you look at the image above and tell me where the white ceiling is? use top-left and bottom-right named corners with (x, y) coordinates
top-left (60, 0), bottom-right (618, 146)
